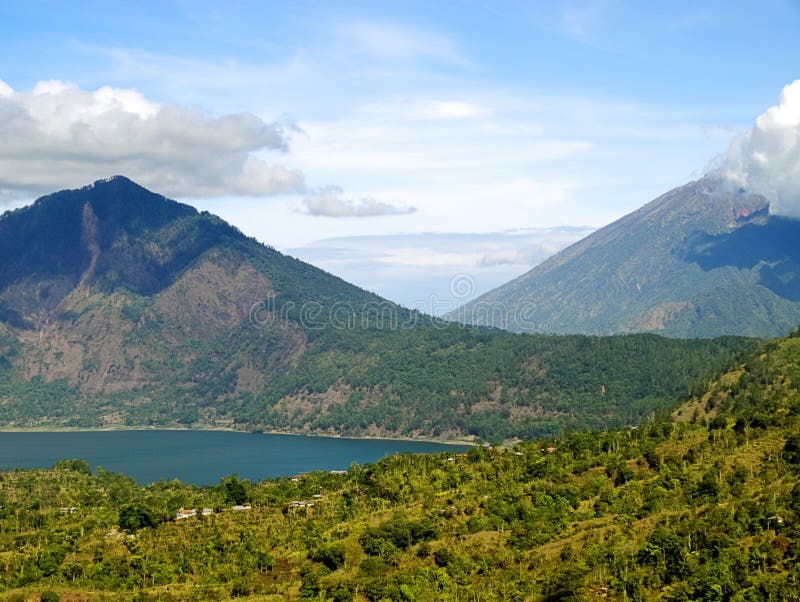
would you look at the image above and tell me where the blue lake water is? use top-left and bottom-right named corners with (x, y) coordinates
top-left (0, 430), bottom-right (467, 485)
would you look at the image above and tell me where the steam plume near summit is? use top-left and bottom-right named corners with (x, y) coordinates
top-left (719, 80), bottom-right (800, 219)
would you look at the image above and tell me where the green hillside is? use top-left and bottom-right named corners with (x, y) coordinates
top-left (1, 330), bottom-right (800, 600)
top-left (451, 176), bottom-right (800, 338)
top-left (0, 177), bottom-right (755, 441)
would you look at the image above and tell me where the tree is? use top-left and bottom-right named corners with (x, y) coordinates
top-left (310, 543), bottom-right (346, 571)
top-left (782, 435), bottom-right (800, 466)
top-left (52, 458), bottom-right (92, 475)
top-left (221, 475), bottom-right (248, 505)
top-left (119, 503), bottom-right (158, 532)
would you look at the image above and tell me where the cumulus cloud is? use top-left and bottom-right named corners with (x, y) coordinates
top-left (719, 79), bottom-right (800, 219)
top-left (0, 78), bottom-right (304, 198)
top-left (300, 185), bottom-right (416, 218)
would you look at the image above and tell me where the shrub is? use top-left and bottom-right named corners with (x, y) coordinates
top-left (782, 435), bottom-right (800, 466)
top-left (119, 503), bottom-right (158, 531)
top-left (310, 543), bottom-right (346, 571)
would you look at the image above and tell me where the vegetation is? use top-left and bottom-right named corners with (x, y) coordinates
top-left (0, 320), bottom-right (753, 440)
top-left (242, 329), bottom-right (753, 439)
top-left (0, 177), bottom-right (759, 440)
top-left (1, 330), bottom-right (800, 600)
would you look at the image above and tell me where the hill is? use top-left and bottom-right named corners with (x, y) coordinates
top-left (450, 176), bottom-right (800, 338)
top-left (0, 330), bottom-right (799, 600)
top-left (0, 177), bottom-right (754, 440)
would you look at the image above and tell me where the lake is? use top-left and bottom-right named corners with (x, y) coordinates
top-left (0, 430), bottom-right (468, 485)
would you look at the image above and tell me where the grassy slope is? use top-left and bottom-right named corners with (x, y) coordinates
top-left (1, 331), bottom-right (800, 600)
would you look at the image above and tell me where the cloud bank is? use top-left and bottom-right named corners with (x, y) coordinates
top-left (0, 79), bottom-right (304, 198)
top-left (289, 227), bottom-right (594, 311)
top-left (720, 79), bottom-right (800, 219)
top-left (301, 186), bottom-right (416, 218)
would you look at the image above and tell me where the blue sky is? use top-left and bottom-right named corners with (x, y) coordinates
top-left (1, 1), bottom-right (799, 310)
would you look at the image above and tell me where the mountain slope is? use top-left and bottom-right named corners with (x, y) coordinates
top-left (451, 176), bottom-right (800, 338)
top-left (0, 177), bottom-right (755, 439)
top-left (3, 330), bottom-right (800, 600)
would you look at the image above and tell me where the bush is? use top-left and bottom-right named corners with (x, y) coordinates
top-left (221, 475), bottom-right (248, 505)
top-left (310, 543), bottom-right (346, 571)
top-left (359, 557), bottom-right (388, 577)
top-left (119, 503), bottom-right (158, 531)
top-left (331, 587), bottom-right (353, 602)
top-left (230, 579), bottom-right (251, 598)
top-left (782, 435), bottom-right (800, 466)
top-left (434, 548), bottom-right (456, 568)
top-left (52, 459), bottom-right (92, 475)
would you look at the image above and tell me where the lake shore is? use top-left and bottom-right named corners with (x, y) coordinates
top-left (0, 424), bottom-right (479, 447)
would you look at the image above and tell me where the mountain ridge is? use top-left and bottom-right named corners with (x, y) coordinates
top-left (451, 176), bottom-right (800, 338)
top-left (0, 177), bottom-right (756, 440)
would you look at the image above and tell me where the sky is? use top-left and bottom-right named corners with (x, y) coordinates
top-left (1, 0), bottom-right (799, 312)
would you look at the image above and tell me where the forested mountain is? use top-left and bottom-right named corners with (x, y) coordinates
top-left (0, 177), bottom-right (755, 440)
top-left (1, 329), bottom-right (800, 600)
top-left (451, 176), bottom-right (800, 338)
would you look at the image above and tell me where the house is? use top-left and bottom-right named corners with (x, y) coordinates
top-left (201, 508), bottom-right (213, 516)
top-left (232, 505), bottom-right (252, 511)
top-left (329, 470), bottom-right (347, 475)
top-left (175, 507), bottom-right (197, 520)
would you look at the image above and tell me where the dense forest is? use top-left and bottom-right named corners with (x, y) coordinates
top-left (0, 319), bottom-right (753, 441)
top-left (1, 329), bottom-right (799, 600)
top-left (235, 329), bottom-right (753, 440)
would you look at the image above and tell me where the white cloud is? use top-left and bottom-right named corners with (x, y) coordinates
top-left (288, 228), bottom-right (594, 311)
top-left (301, 186), bottom-right (416, 218)
top-left (0, 80), bottom-right (304, 198)
top-left (718, 79), bottom-right (800, 219)
top-left (410, 101), bottom-right (490, 120)
top-left (0, 79), bottom-right (15, 97)
top-left (341, 20), bottom-right (467, 66)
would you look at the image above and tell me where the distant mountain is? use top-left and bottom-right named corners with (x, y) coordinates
top-left (0, 177), bottom-right (754, 439)
top-left (450, 176), bottom-right (800, 338)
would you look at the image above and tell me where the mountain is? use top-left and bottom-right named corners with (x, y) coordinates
top-left (0, 177), bottom-right (754, 439)
top-left (450, 176), bottom-right (800, 338)
top-left (3, 329), bottom-right (800, 600)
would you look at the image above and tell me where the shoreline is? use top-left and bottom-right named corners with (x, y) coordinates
top-left (0, 424), bottom-right (478, 447)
